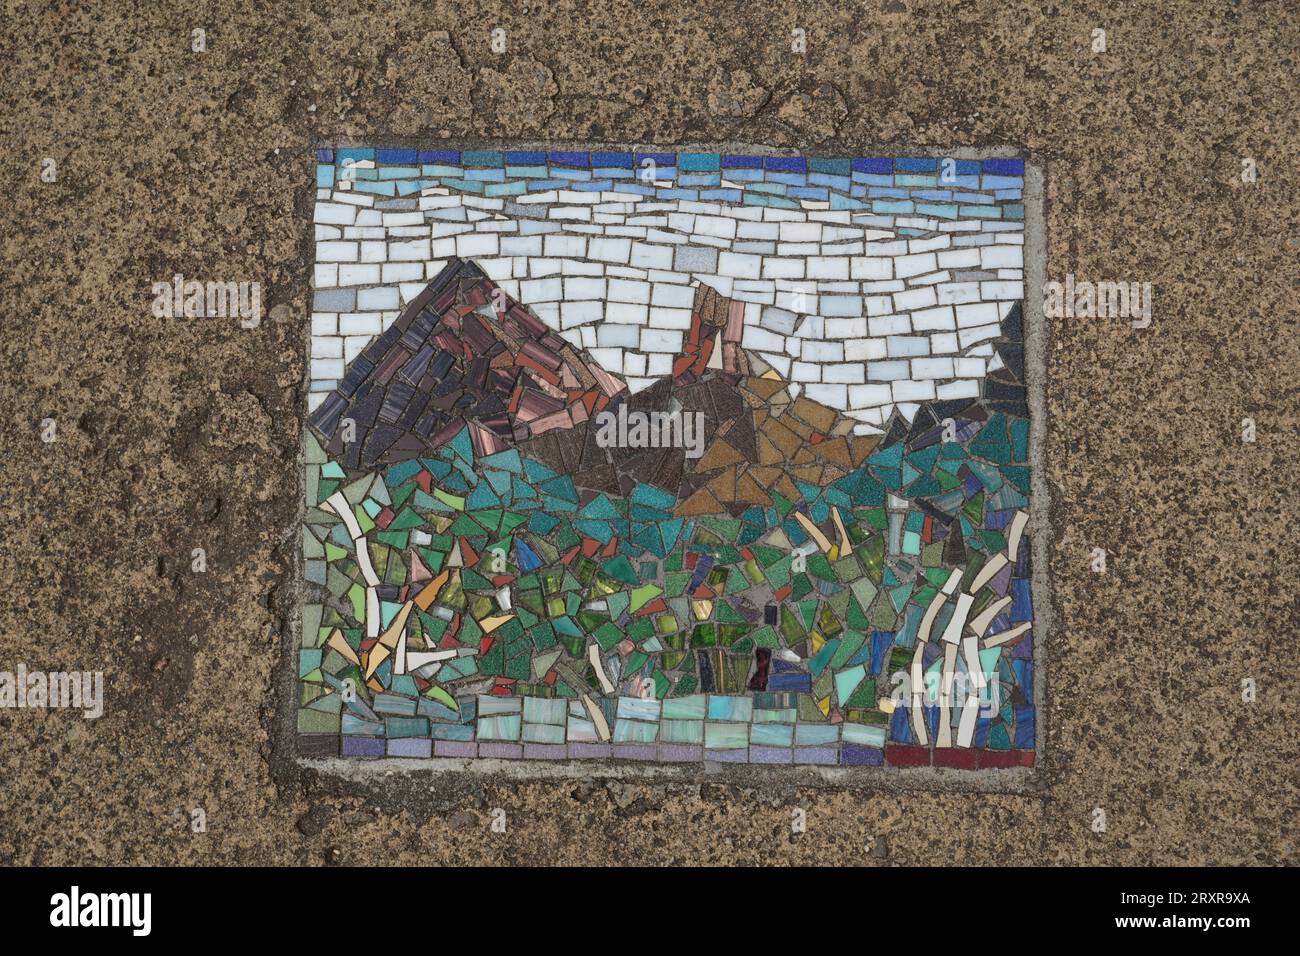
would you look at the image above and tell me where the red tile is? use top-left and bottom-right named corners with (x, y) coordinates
top-left (934, 748), bottom-right (978, 769)
top-left (978, 750), bottom-right (1036, 768)
top-left (885, 744), bottom-right (931, 767)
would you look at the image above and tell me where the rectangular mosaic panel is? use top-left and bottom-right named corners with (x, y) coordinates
top-left (297, 147), bottom-right (1042, 770)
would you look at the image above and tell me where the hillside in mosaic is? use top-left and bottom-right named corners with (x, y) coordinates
top-left (297, 254), bottom-right (1037, 767)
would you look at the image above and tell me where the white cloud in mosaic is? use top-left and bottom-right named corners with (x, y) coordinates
top-left (309, 180), bottom-right (1024, 434)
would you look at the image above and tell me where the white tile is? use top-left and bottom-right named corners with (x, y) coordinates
top-left (389, 238), bottom-right (431, 261)
top-left (544, 235), bottom-right (587, 258)
top-left (802, 340), bottom-right (844, 362)
top-left (588, 237), bottom-right (632, 263)
top-left (357, 287), bottom-right (399, 310)
top-left (823, 363), bottom-right (865, 384)
top-left (317, 241), bottom-right (358, 262)
top-left (844, 338), bottom-right (887, 361)
top-left (955, 302), bottom-right (999, 327)
top-left (763, 257), bottom-right (804, 279)
top-left (718, 251), bottom-right (762, 279)
top-left (807, 256), bottom-right (849, 280)
top-left (958, 323), bottom-right (1001, 348)
top-left (911, 357), bottom-right (954, 379)
top-left (311, 335), bottom-right (342, 358)
top-left (605, 302), bottom-right (648, 325)
top-left (608, 279), bottom-right (651, 304)
top-left (892, 379), bottom-right (936, 402)
top-left (314, 202), bottom-right (357, 225)
top-left (848, 383), bottom-right (893, 407)
top-left (456, 234), bottom-right (499, 258)
top-left (868, 314), bottom-right (911, 336)
top-left (564, 277), bottom-right (607, 300)
top-left (980, 280), bottom-right (1023, 300)
top-left (980, 244), bottom-right (1023, 270)
top-left (936, 282), bottom-right (981, 304)
top-left (886, 335), bottom-right (929, 358)
top-left (630, 242), bottom-right (674, 270)
top-left (893, 286), bottom-right (938, 311)
top-left (911, 305), bottom-right (956, 331)
top-left (520, 277), bottom-right (563, 302)
top-left (895, 252), bottom-right (937, 279)
top-left (851, 257), bottom-right (893, 281)
top-left (339, 313), bottom-right (382, 336)
top-left (867, 360), bottom-right (910, 381)
top-left (310, 357), bottom-right (344, 379)
top-left (640, 328), bottom-right (683, 352)
top-left (561, 300), bottom-right (603, 328)
top-left (648, 307), bottom-right (693, 329)
top-left (791, 361), bottom-right (821, 382)
top-left (381, 262), bottom-right (423, 283)
top-left (805, 384), bottom-right (847, 406)
top-left (650, 283), bottom-right (695, 309)
top-left (337, 264), bottom-right (380, 286)
top-left (937, 247), bottom-right (980, 269)
top-left (929, 332), bottom-right (959, 353)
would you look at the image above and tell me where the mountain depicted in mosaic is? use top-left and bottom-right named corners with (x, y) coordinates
top-left (298, 148), bottom-right (1039, 769)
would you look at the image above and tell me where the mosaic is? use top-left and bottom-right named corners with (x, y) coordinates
top-left (297, 147), bottom-right (1041, 770)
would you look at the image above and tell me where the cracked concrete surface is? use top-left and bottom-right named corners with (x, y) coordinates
top-left (1, 0), bottom-right (1296, 866)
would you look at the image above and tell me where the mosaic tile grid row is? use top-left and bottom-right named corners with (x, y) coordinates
top-left (309, 150), bottom-right (1026, 432)
top-left (298, 149), bottom-right (1038, 769)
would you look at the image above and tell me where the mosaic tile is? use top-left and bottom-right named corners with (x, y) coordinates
top-left (296, 147), bottom-right (1043, 771)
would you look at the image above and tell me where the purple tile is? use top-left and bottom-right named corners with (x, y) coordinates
top-left (657, 744), bottom-right (703, 763)
top-left (841, 745), bottom-right (885, 766)
top-left (569, 743), bottom-right (612, 759)
top-left (523, 743), bottom-right (568, 760)
top-left (793, 746), bottom-right (839, 765)
top-left (387, 737), bottom-right (432, 758)
top-left (434, 740), bottom-right (477, 758)
top-left (704, 748), bottom-right (749, 763)
top-left (478, 742), bottom-right (523, 759)
top-left (341, 736), bottom-right (385, 758)
top-left (613, 744), bottom-right (658, 761)
top-left (750, 746), bottom-right (793, 764)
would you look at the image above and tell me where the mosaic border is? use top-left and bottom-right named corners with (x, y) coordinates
top-left (274, 142), bottom-right (1052, 792)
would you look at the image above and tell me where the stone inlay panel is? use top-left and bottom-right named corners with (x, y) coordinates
top-left (296, 147), bottom-right (1044, 772)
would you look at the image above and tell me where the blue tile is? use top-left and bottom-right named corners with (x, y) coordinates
top-left (678, 172), bottom-right (721, 187)
top-left (679, 152), bottom-right (720, 171)
top-left (841, 745), bottom-right (885, 766)
top-left (1013, 706), bottom-right (1035, 748)
top-left (853, 157), bottom-right (893, 175)
top-left (809, 157), bottom-right (851, 175)
top-left (895, 157), bottom-right (937, 172)
top-left (982, 157), bottom-right (1024, 175)
top-left (766, 156), bottom-right (807, 172)
top-left (549, 150), bottom-right (590, 167)
top-left (462, 150), bottom-right (503, 166)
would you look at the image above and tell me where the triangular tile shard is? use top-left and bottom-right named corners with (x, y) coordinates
top-left (308, 258), bottom-right (627, 470)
